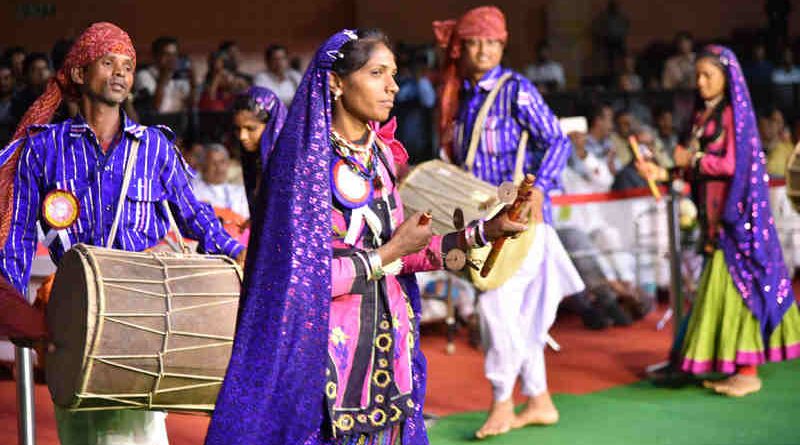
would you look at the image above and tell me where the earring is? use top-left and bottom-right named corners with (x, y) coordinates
top-left (333, 91), bottom-right (341, 102)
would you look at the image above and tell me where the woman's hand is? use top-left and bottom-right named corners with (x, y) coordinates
top-left (379, 212), bottom-right (433, 264)
top-left (673, 145), bottom-right (693, 168)
top-left (635, 159), bottom-right (668, 182)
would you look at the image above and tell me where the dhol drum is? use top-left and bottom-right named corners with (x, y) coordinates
top-left (398, 160), bottom-right (536, 291)
top-left (787, 142), bottom-right (800, 213)
top-left (46, 244), bottom-right (242, 412)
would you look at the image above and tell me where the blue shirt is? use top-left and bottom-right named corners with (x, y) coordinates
top-left (0, 112), bottom-right (243, 294)
top-left (452, 66), bottom-right (571, 222)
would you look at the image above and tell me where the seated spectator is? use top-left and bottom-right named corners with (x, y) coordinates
top-left (253, 44), bottom-right (302, 106)
top-left (192, 144), bottom-right (250, 241)
top-left (616, 53), bottom-right (642, 92)
top-left (0, 63), bottom-right (15, 146)
top-left (218, 40), bottom-right (252, 82)
top-left (394, 50), bottom-right (436, 163)
top-left (654, 107), bottom-right (678, 160)
top-left (134, 36), bottom-right (194, 114)
top-left (772, 47), bottom-right (800, 85)
top-left (743, 43), bottom-right (774, 92)
top-left (10, 52), bottom-right (51, 124)
top-left (198, 51), bottom-right (237, 111)
top-left (3, 46), bottom-right (26, 86)
top-left (182, 142), bottom-right (206, 172)
top-left (760, 112), bottom-right (794, 178)
top-left (771, 108), bottom-right (794, 144)
top-left (564, 131), bottom-right (614, 194)
top-left (610, 112), bottom-right (670, 190)
top-left (584, 103), bottom-right (615, 160)
top-left (661, 31), bottom-right (695, 90)
top-left (524, 40), bottom-right (565, 92)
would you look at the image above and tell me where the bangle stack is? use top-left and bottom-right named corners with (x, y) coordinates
top-left (464, 219), bottom-right (488, 249)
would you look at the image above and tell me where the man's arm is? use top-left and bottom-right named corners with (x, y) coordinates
top-left (0, 138), bottom-right (43, 295)
top-left (513, 78), bottom-right (572, 194)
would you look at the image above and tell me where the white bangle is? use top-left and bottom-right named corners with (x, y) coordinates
top-left (366, 250), bottom-right (384, 281)
top-left (476, 219), bottom-right (488, 247)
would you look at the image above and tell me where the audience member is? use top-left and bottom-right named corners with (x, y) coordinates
top-left (772, 47), bottom-right (800, 85)
top-left (524, 41), bottom-right (566, 92)
top-left (10, 52), bottom-right (51, 123)
top-left (198, 51), bottom-right (237, 111)
top-left (662, 31), bottom-right (696, 89)
top-left (617, 53), bottom-right (642, 92)
top-left (192, 143), bottom-right (250, 219)
top-left (3, 46), bottom-right (26, 86)
top-left (253, 44), bottom-right (301, 106)
top-left (134, 36), bottom-right (194, 113)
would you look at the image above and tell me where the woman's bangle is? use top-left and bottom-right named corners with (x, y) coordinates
top-left (366, 250), bottom-right (384, 281)
top-left (476, 219), bottom-right (489, 246)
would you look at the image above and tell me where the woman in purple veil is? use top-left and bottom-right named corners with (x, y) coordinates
top-left (205, 29), bottom-right (528, 445)
top-left (638, 45), bottom-right (800, 397)
top-left (231, 86), bottom-right (287, 213)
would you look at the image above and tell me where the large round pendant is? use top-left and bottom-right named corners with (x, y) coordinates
top-left (42, 189), bottom-right (80, 230)
top-left (331, 159), bottom-right (373, 209)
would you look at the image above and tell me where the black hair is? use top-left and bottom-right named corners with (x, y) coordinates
top-left (674, 31), bottom-right (693, 44)
top-left (332, 29), bottom-right (391, 78)
top-left (23, 52), bottom-right (50, 75)
top-left (51, 38), bottom-right (74, 71)
top-left (585, 102), bottom-right (612, 126)
top-left (265, 44), bottom-right (287, 61)
top-left (219, 40), bottom-right (237, 52)
top-left (2, 46), bottom-right (25, 62)
top-left (152, 36), bottom-right (178, 56)
top-left (232, 93), bottom-right (270, 122)
top-left (653, 106), bottom-right (673, 120)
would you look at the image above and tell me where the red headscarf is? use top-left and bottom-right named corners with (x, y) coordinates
top-left (432, 6), bottom-right (507, 160)
top-left (0, 22), bottom-right (136, 247)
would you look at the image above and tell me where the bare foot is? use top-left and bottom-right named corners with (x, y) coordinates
top-left (475, 399), bottom-right (514, 439)
top-left (713, 374), bottom-right (762, 397)
top-left (511, 391), bottom-right (559, 429)
top-left (702, 379), bottom-right (725, 390)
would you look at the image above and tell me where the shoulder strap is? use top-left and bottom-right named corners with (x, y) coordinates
top-left (464, 72), bottom-right (513, 171)
top-left (106, 139), bottom-right (139, 248)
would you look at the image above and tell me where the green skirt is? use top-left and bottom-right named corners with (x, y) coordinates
top-left (680, 250), bottom-right (800, 374)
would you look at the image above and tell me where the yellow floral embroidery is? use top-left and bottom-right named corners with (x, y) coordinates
top-left (336, 414), bottom-right (354, 432)
top-left (330, 326), bottom-right (350, 346)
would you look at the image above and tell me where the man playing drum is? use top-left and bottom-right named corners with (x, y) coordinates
top-left (0, 22), bottom-right (244, 445)
top-left (433, 6), bottom-right (584, 439)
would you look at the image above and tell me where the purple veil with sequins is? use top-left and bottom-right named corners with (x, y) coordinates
top-left (205, 30), bottom-right (428, 445)
top-left (707, 45), bottom-right (796, 339)
top-left (244, 86), bottom-right (287, 166)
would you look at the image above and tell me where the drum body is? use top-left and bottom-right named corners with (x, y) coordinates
top-left (787, 142), bottom-right (800, 213)
top-left (399, 160), bottom-right (499, 235)
top-left (46, 244), bottom-right (241, 412)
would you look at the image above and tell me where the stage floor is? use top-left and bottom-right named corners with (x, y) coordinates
top-left (3, 306), bottom-right (797, 444)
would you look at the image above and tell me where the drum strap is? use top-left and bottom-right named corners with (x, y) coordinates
top-left (463, 72), bottom-right (530, 185)
top-left (107, 139), bottom-right (140, 248)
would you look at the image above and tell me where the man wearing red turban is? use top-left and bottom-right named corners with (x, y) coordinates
top-left (433, 6), bottom-right (583, 439)
top-left (0, 22), bottom-right (244, 444)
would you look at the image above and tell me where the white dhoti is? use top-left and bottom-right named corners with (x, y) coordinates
top-left (55, 407), bottom-right (169, 445)
top-left (479, 224), bottom-right (584, 401)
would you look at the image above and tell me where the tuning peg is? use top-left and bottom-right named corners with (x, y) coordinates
top-left (497, 182), bottom-right (518, 204)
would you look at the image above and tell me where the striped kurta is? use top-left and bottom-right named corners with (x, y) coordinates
top-left (452, 66), bottom-right (571, 223)
top-left (0, 112), bottom-right (243, 294)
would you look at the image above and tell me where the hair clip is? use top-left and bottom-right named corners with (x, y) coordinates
top-left (326, 50), bottom-right (344, 61)
top-left (343, 29), bottom-right (358, 41)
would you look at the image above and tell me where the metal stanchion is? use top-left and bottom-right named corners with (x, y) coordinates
top-left (667, 179), bottom-right (684, 344)
top-left (646, 177), bottom-right (686, 380)
top-left (15, 345), bottom-right (36, 445)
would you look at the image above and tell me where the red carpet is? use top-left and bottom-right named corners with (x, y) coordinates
top-left (0, 306), bottom-right (673, 444)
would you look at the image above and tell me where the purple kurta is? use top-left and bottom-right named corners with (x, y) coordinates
top-left (452, 66), bottom-right (571, 223)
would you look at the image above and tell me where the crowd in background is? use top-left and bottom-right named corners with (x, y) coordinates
top-left (1, 2), bottom-right (799, 333)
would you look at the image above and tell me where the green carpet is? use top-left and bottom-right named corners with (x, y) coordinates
top-left (427, 360), bottom-right (800, 445)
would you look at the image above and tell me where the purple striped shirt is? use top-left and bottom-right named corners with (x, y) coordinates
top-left (453, 66), bottom-right (571, 223)
top-left (0, 113), bottom-right (243, 294)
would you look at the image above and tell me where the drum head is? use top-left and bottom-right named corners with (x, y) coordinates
top-left (46, 246), bottom-right (93, 407)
